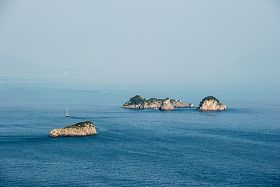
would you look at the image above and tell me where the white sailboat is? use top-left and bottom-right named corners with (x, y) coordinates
top-left (65, 108), bottom-right (69, 117)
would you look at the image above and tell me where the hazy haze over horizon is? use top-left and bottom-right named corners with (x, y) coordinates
top-left (0, 0), bottom-right (279, 93)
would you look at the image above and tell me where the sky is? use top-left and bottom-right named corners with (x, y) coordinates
top-left (0, 0), bottom-right (280, 90)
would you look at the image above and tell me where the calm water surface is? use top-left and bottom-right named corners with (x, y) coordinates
top-left (0, 90), bottom-right (280, 186)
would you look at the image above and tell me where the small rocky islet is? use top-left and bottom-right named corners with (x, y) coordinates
top-left (49, 96), bottom-right (226, 137)
top-left (197, 96), bottom-right (226, 111)
top-left (123, 95), bottom-right (227, 112)
top-left (49, 121), bottom-right (97, 137)
top-left (122, 95), bottom-right (194, 111)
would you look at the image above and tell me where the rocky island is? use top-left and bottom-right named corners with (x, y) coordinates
top-left (198, 96), bottom-right (227, 111)
top-left (123, 95), bottom-right (193, 111)
top-left (49, 121), bottom-right (97, 137)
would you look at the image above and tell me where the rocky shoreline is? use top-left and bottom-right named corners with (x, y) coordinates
top-left (197, 96), bottom-right (227, 111)
top-left (123, 95), bottom-right (227, 112)
top-left (122, 95), bottom-right (194, 111)
top-left (49, 121), bottom-right (97, 137)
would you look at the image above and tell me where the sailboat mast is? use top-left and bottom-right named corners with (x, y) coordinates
top-left (65, 108), bottom-right (69, 117)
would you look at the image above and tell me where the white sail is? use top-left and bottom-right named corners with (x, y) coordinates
top-left (65, 108), bottom-right (69, 117)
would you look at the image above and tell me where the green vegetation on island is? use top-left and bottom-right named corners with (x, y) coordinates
top-left (123, 95), bottom-right (193, 111)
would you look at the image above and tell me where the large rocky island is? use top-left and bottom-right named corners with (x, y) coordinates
top-left (123, 95), bottom-right (194, 111)
top-left (198, 96), bottom-right (227, 111)
top-left (49, 121), bottom-right (97, 137)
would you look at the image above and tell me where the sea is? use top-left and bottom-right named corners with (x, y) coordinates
top-left (0, 86), bottom-right (280, 186)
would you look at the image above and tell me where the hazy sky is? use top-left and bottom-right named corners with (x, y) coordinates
top-left (0, 0), bottom-right (280, 86)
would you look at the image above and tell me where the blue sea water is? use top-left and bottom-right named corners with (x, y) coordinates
top-left (0, 88), bottom-right (280, 186)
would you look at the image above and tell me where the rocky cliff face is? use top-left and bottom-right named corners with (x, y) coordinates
top-left (123, 95), bottom-right (193, 111)
top-left (198, 96), bottom-right (226, 111)
top-left (49, 121), bottom-right (97, 137)
top-left (160, 99), bottom-right (175, 111)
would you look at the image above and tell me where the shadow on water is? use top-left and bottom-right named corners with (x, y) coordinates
top-left (67, 116), bottom-right (121, 120)
top-left (66, 116), bottom-right (90, 120)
